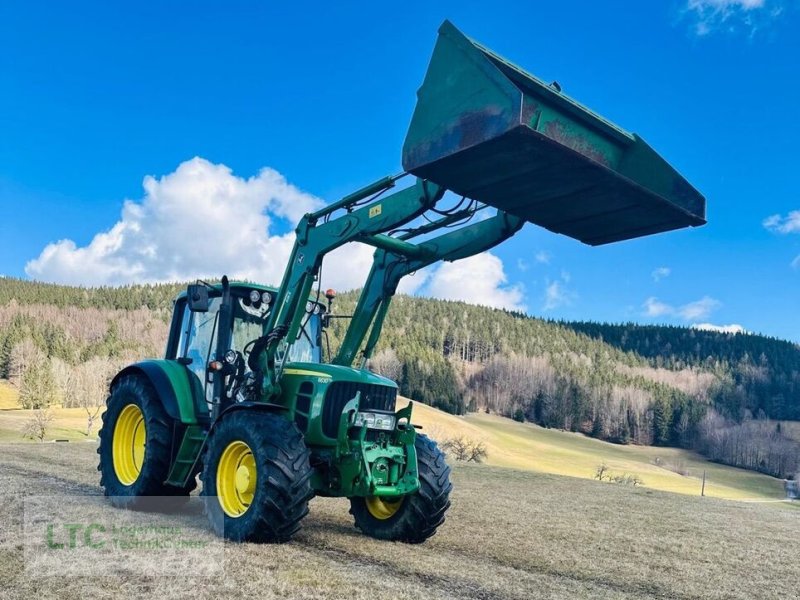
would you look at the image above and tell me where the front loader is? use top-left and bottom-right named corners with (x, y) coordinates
top-left (97, 21), bottom-right (706, 543)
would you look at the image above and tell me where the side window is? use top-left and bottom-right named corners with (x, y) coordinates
top-left (174, 303), bottom-right (191, 358)
top-left (166, 299), bottom-right (191, 359)
top-left (183, 298), bottom-right (221, 407)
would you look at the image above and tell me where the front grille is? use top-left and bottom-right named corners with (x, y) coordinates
top-left (321, 382), bottom-right (397, 438)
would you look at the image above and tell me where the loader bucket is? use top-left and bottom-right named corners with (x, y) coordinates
top-left (402, 21), bottom-right (706, 246)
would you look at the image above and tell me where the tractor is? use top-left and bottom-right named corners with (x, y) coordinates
top-left (97, 21), bottom-right (706, 543)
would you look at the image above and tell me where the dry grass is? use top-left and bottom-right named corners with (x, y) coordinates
top-left (1, 443), bottom-right (799, 599)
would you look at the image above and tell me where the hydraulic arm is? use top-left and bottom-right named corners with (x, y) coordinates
top-left (254, 176), bottom-right (445, 396)
top-left (334, 210), bottom-right (524, 367)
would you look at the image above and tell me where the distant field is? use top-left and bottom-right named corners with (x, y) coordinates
top-left (410, 401), bottom-right (785, 501)
top-left (0, 391), bottom-right (786, 502)
top-left (0, 380), bottom-right (19, 409)
top-left (0, 406), bottom-right (94, 442)
top-left (1, 443), bottom-right (799, 599)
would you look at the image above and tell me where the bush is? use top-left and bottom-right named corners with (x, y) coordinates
top-left (595, 464), bottom-right (643, 486)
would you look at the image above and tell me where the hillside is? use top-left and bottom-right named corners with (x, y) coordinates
top-left (410, 402), bottom-right (784, 501)
top-left (2, 276), bottom-right (800, 479)
top-left (0, 398), bottom-right (784, 501)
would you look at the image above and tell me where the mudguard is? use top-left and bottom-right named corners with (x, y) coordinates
top-left (110, 360), bottom-right (208, 425)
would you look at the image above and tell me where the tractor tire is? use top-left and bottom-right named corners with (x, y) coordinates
top-left (350, 434), bottom-right (452, 543)
top-left (200, 410), bottom-right (313, 543)
top-left (97, 374), bottom-right (197, 509)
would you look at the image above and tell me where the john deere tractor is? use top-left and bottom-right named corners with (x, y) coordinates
top-left (98, 21), bottom-right (706, 543)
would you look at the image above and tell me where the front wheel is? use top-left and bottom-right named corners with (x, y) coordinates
top-left (201, 410), bottom-right (313, 543)
top-left (350, 434), bottom-right (452, 543)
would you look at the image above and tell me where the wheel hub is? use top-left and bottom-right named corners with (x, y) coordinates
top-left (217, 441), bottom-right (257, 518)
top-left (365, 496), bottom-right (404, 520)
top-left (112, 403), bottom-right (146, 486)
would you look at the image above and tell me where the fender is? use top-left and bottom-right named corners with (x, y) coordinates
top-left (211, 400), bottom-right (287, 430)
top-left (110, 360), bottom-right (208, 425)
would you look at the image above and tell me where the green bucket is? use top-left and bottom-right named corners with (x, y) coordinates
top-left (403, 21), bottom-right (706, 246)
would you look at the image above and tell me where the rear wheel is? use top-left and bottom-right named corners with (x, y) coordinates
top-left (97, 375), bottom-right (196, 508)
top-left (350, 434), bottom-right (452, 543)
top-left (201, 410), bottom-right (313, 543)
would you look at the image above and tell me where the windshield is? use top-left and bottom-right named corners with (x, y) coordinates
top-left (232, 297), bottom-right (322, 364)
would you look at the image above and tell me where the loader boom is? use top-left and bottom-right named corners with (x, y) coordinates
top-left (255, 177), bottom-right (446, 396)
top-left (253, 167), bottom-right (526, 394)
top-left (333, 210), bottom-right (524, 367)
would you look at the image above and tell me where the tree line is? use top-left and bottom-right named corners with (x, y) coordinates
top-left (2, 277), bottom-right (800, 477)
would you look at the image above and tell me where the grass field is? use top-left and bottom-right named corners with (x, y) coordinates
top-left (1, 442), bottom-right (798, 599)
top-left (0, 392), bottom-right (786, 501)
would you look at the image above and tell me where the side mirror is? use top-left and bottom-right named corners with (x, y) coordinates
top-left (187, 284), bottom-right (210, 312)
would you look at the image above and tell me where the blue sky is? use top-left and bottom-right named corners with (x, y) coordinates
top-left (1, 1), bottom-right (799, 340)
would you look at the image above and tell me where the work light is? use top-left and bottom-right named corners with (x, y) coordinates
top-left (354, 412), bottom-right (396, 431)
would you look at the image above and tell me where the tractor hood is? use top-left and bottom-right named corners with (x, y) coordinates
top-left (282, 362), bottom-right (398, 388)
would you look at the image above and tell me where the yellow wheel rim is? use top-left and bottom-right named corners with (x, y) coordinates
top-left (365, 496), bottom-right (404, 520)
top-left (217, 441), bottom-right (257, 518)
top-left (112, 404), bottom-right (146, 486)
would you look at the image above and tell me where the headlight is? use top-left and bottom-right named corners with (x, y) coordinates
top-left (306, 301), bottom-right (314, 313)
top-left (249, 290), bottom-right (261, 303)
top-left (224, 349), bottom-right (238, 365)
top-left (261, 291), bottom-right (272, 304)
top-left (353, 411), bottom-right (396, 431)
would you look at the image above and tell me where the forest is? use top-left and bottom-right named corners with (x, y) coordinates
top-left (2, 276), bottom-right (799, 479)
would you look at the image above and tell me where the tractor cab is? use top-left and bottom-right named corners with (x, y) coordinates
top-left (167, 282), bottom-right (325, 413)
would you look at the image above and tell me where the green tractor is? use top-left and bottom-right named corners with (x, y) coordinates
top-left (97, 21), bottom-right (706, 543)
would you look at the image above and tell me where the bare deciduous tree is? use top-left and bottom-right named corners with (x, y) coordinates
top-left (368, 349), bottom-right (403, 382)
top-left (441, 435), bottom-right (488, 463)
top-left (21, 408), bottom-right (54, 442)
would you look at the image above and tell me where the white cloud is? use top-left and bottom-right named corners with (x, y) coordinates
top-left (540, 269), bottom-right (576, 312)
top-left (425, 253), bottom-right (526, 312)
top-left (651, 266), bottom-right (671, 282)
top-left (26, 157), bottom-right (375, 290)
top-left (763, 211), bottom-right (800, 234)
top-left (792, 255), bottom-right (800, 269)
top-left (516, 258), bottom-right (529, 272)
top-left (642, 295), bottom-right (721, 321)
top-left (685, 0), bottom-right (780, 36)
top-left (691, 0), bottom-right (765, 8)
top-left (678, 296), bottom-right (722, 320)
top-left (535, 251), bottom-right (551, 264)
top-left (643, 297), bottom-right (674, 317)
top-left (692, 322), bottom-right (748, 334)
top-left (542, 281), bottom-right (571, 311)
